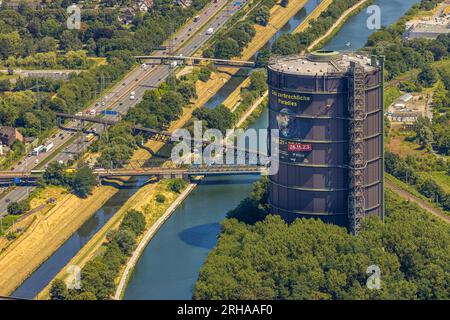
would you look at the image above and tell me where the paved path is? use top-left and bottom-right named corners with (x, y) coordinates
top-left (386, 179), bottom-right (450, 224)
top-left (114, 183), bottom-right (198, 300)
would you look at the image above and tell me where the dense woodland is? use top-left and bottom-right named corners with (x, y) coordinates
top-left (0, 0), bottom-right (209, 141)
top-left (194, 181), bottom-right (450, 300)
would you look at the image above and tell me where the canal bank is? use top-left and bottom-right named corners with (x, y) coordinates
top-left (123, 0), bottom-right (419, 300)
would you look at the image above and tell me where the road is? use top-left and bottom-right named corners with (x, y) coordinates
top-left (0, 0), bottom-right (246, 216)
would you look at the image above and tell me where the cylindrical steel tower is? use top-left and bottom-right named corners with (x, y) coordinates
top-left (267, 51), bottom-right (384, 232)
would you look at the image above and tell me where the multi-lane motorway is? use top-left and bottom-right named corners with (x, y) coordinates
top-left (0, 0), bottom-right (246, 215)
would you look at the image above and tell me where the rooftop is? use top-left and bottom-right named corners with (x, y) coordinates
top-left (268, 51), bottom-right (378, 76)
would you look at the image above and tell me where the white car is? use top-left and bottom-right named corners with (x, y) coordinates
top-left (130, 95), bottom-right (135, 100)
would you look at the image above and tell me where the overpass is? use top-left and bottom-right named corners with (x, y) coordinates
top-left (135, 55), bottom-right (256, 69)
top-left (0, 164), bottom-right (264, 182)
top-left (55, 112), bottom-right (268, 155)
top-left (55, 113), bottom-right (174, 143)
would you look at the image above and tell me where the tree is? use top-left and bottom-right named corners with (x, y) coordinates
top-left (214, 38), bottom-right (240, 60)
top-left (50, 279), bottom-right (68, 300)
top-left (113, 229), bottom-right (137, 256)
top-left (253, 6), bottom-right (270, 26)
top-left (121, 209), bottom-right (146, 236)
top-left (249, 69), bottom-right (267, 95)
top-left (0, 32), bottom-right (22, 59)
top-left (43, 162), bottom-right (68, 186)
top-left (71, 167), bottom-right (97, 198)
top-left (168, 178), bottom-right (187, 194)
top-left (73, 291), bottom-right (97, 300)
top-left (7, 200), bottom-right (30, 215)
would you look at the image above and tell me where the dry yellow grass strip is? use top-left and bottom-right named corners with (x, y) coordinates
top-left (0, 186), bottom-right (118, 295)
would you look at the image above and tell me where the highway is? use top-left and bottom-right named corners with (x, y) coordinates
top-left (0, 0), bottom-right (247, 216)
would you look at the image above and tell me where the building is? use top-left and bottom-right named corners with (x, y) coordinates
top-left (267, 51), bottom-right (384, 234)
top-left (0, 127), bottom-right (23, 147)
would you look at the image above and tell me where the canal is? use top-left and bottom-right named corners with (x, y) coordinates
top-left (13, 0), bottom-right (418, 299)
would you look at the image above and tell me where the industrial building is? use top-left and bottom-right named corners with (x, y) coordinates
top-left (267, 51), bottom-right (385, 234)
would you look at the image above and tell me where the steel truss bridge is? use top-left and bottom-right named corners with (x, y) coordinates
top-left (55, 112), bottom-right (268, 155)
top-left (135, 55), bottom-right (256, 69)
top-left (56, 112), bottom-right (174, 143)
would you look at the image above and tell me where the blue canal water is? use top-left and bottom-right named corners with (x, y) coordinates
top-left (322, 0), bottom-right (416, 51)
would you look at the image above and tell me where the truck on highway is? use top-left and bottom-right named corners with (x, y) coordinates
top-left (85, 133), bottom-right (95, 142)
top-left (206, 27), bottom-right (214, 35)
top-left (42, 142), bottom-right (54, 153)
top-left (32, 145), bottom-right (45, 156)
